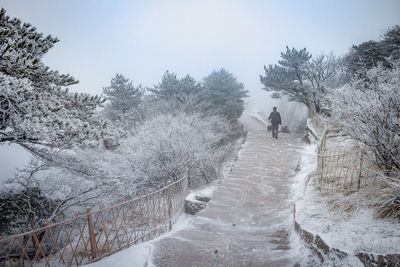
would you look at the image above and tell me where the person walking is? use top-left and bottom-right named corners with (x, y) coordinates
top-left (268, 107), bottom-right (281, 139)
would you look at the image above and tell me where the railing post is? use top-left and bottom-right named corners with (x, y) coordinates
top-left (167, 182), bottom-right (173, 231)
top-left (185, 168), bottom-right (190, 193)
top-left (358, 151), bottom-right (364, 191)
top-left (87, 208), bottom-right (97, 261)
top-left (293, 203), bottom-right (296, 219)
top-left (321, 153), bottom-right (324, 188)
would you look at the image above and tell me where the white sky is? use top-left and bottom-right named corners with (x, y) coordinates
top-left (1, 0), bottom-right (399, 96)
top-left (1, 0), bottom-right (400, 180)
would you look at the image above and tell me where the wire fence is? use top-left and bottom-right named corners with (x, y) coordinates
top-left (317, 129), bottom-right (378, 192)
top-left (0, 174), bottom-right (189, 267)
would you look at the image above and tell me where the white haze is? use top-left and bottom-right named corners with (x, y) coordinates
top-left (0, 0), bottom-right (399, 180)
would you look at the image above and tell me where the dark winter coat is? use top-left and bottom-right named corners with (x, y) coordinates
top-left (268, 111), bottom-right (281, 125)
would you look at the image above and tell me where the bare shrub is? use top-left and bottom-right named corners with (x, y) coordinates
top-left (374, 174), bottom-right (400, 220)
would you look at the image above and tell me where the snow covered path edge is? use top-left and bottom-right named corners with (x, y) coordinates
top-left (292, 144), bottom-right (400, 266)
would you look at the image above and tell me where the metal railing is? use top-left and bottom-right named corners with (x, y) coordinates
top-left (0, 175), bottom-right (189, 266)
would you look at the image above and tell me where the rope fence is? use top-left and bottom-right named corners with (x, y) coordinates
top-left (317, 129), bottom-right (378, 192)
top-left (0, 174), bottom-right (189, 267)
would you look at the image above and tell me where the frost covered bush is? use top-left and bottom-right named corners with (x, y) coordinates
top-left (124, 112), bottom-right (233, 189)
top-left (0, 186), bottom-right (59, 234)
top-left (332, 60), bottom-right (400, 219)
top-left (142, 94), bottom-right (210, 120)
top-left (1, 157), bottom-right (111, 231)
top-left (374, 173), bottom-right (400, 219)
top-left (332, 61), bottom-right (400, 173)
top-left (0, 111), bottom-right (237, 231)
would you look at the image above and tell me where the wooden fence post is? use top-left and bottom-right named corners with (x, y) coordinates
top-left (320, 153), bottom-right (325, 188)
top-left (167, 182), bottom-right (173, 231)
top-left (293, 203), bottom-right (296, 219)
top-left (358, 151), bottom-right (364, 190)
top-left (186, 168), bottom-right (190, 193)
top-left (87, 208), bottom-right (97, 261)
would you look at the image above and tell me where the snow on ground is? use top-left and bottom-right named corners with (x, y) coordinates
top-left (292, 141), bottom-right (400, 265)
top-left (324, 132), bottom-right (360, 151)
top-left (248, 110), bottom-right (268, 126)
top-left (84, 214), bottom-right (195, 267)
top-left (186, 185), bottom-right (218, 202)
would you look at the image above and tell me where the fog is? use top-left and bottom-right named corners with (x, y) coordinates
top-left (1, 0), bottom-right (400, 181)
top-left (0, 144), bottom-right (31, 183)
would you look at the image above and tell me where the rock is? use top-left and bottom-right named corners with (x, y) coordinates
top-left (302, 229), bottom-right (314, 246)
top-left (281, 125), bottom-right (291, 133)
top-left (331, 248), bottom-right (348, 260)
top-left (383, 254), bottom-right (400, 266)
top-left (294, 221), bottom-right (301, 233)
top-left (184, 199), bottom-right (207, 215)
top-left (356, 252), bottom-right (378, 266)
top-left (314, 235), bottom-right (329, 255)
top-left (294, 221), bottom-right (314, 245)
top-left (356, 252), bottom-right (400, 267)
top-left (294, 218), bottom-right (400, 265)
top-left (195, 195), bottom-right (211, 202)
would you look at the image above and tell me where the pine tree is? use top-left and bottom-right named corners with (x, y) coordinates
top-left (0, 8), bottom-right (120, 150)
top-left (204, 68), bottom-right (248, 122)
top-left (260, 47), bottom-right (342, 113)
top-left (260, 46), bottom-right (312, 107)
top-left (149, 71), bottom-right (205, 102)
top-left (103, 74), bottom-right (143, 130)
top-left (103, 74), bottom-right (143, 114)
top-left (345, 25), bottom-right (400, 76)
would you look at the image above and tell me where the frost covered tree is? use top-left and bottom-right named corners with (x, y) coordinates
top-left (203, 68), bottom-right (248, 122)
top-left (103, 74), bottom-right (143, 130)
top-left (0, 8), bottom-right (120, 151)
top-left (345, 25), bottom-right (400, 76)
top-left (0, 9), bottom-right (123, 231)
top-left (332, 60), bottom-right (400, 173)
top-left (306, 53), bottom-right (345, 112)
top-left (333, 60), bottom-right (400, 219)
top-left (260, 47), bottom-right (342, 113)
top-left (149, 71), bottom-right (205, 102)
top-left (260, 47), bottom-right (311, 106)
top-left (146, 71), bottom-right (209, 117)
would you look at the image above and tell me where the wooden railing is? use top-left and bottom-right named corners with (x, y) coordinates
top-left (317, 149), bottom-right (377, 192)
top-left (316, 130), bottom-right (377, 192)
top-left (0, 175), bottom-right (189, 266)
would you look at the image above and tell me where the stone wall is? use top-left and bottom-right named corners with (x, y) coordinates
top-left (294, 219), bottom-right (400, 266)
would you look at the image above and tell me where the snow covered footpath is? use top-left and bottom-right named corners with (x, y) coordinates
top-left (292, 143), bottom-right (400, 265)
